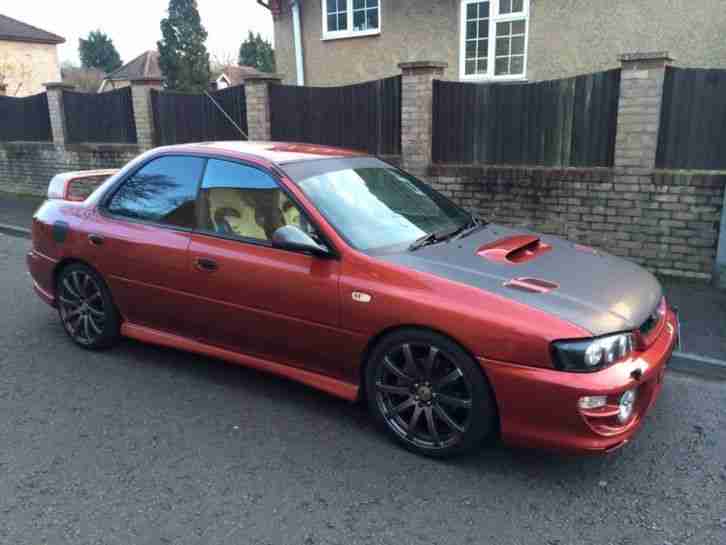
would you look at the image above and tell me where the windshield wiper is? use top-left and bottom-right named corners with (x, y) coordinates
top-left (408, 216), bottom-right (487, 252)
top-left (408, 226), bottom-right (459, 251)
top-left (452, 216), bottom-right (487, 241)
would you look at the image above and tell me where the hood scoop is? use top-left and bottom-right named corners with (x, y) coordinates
top-left (504, 277), bottom-right (559, 294)
top-left (477, 235), bottom-right (552, 265)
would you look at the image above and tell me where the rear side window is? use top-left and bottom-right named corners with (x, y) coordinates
top-left (107, 155), bottom-right (206, 228)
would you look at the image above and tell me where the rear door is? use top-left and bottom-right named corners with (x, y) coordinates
top-left (186, 158), bottom-right (352, 380)
top-left (83, 154), bottom-right (206, 337)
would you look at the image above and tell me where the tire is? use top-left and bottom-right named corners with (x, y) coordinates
top-left (56, 262), bottom-right (121, 350)
top-left (365, 328), bottom-right (497, 458)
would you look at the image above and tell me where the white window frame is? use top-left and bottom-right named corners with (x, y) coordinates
top-left (322, 0), bottom-right (382, 41)
top-left (459, 0), bottom-right (529, 81)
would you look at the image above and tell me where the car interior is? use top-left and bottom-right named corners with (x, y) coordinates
top-left (201, 187), bottom-right (306, 241)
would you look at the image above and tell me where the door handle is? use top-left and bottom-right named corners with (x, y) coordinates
top-left (195, 257), bottom-right (219, 272)
top-left (88, 233), bottom-right (104, 246)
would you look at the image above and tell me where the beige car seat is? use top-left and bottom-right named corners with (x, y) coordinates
top-left (207, 188), bottom-right (268, 240)
top-left (279, 193), bottom-right (301, 228)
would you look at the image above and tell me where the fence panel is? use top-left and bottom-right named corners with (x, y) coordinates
top-left (63, 87), bottom-right (137, 144)
top-left (0, 92), bottom-right (53, 142)
top-left (151, 85), bottom-right (248, 145)
top-left (432, 69), bottom-right (621, 167)
top-left (656, 67), bottom-right (726, 170)
top-left (269, 75), bottom-right (401, 156)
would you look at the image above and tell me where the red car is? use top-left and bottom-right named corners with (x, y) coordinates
top-left (27, 142), bottom-right (679, 457)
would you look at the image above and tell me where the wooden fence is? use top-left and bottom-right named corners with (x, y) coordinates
top-left (63, 87), bottom-right (137, 144)
top-left (151, 85), bottom-right (248, 146)
top-left (432, 69), bottom-right (621, 167)
top-left (0, 93), bottom-right (53, 142)
top-left (656, 67), bottom-right (726, 170)
top-left (269, 76), bottom-right (401, 156)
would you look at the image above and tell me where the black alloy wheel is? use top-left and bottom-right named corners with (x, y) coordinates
top-left (366, 329), bottom-right (497, 457)
top-left (56, 263), bottom-right (120, 349)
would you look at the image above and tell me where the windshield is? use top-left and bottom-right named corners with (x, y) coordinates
top-left (283, 158), bottom-right (471, 252)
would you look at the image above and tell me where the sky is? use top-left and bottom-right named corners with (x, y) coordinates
top-left (3, 0), bottom-right (274, 66)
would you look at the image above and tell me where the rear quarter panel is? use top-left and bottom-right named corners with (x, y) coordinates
top-left (30, 200), bottom-right (91, 296)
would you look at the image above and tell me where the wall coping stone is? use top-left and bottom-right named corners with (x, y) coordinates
top-left (429, 164), bottom-right (615, 177)
top-left (0, 141), bottom-right (57, 149)
top-left (398, 61), bottom-right (448, 71)
top-left (0, 141), bottom-right (141, 154)
top-left (64, 143), bottom-right (141, 154)
top-left (618, 52), bottom-right (673, 63)
top-left (43, 82), bottom-right (75, 90)
top-left (244, 73), bottom-right (284, 82)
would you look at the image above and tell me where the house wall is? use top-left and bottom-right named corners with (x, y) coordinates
top-left (273, 0), bottom-right (726, 86)
top-left (275, 0), bottom-right (461, 85)
top-left (0, 40), bottom-right (61, 96)
top-left (528, 0), bottom-right (726, 81)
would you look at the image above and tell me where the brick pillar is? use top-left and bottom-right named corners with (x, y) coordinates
top-left (130, 77), bottom-right (163, 151)
top-left (399, 61), bottom-right (447, 175)
top-left (614, 52), bottom-right (672, 172)
top-left (43, 82), bottom-right (75, 145)
top-left (244, 73), bottom-right (283, 141)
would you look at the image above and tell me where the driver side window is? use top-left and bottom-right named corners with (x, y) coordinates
top-left (197, 159), bottom-right (314, 243)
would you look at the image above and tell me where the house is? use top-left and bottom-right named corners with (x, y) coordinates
top-left (262, 0), bottom-right (726, 86)
top-left (211, 64), bottom-right (266, 90)
top-left (98, 50), bottom-right (163, 93)
top-left (0, 14), bottom-right (64, 96)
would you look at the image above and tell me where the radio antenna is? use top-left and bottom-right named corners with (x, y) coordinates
top-left (204, 90), bottom-right (248, 140)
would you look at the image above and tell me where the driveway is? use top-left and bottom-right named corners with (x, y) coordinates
top-left (1, 233), bottom-right (725, 545)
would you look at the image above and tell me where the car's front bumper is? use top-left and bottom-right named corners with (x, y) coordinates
top-left (479, 306), bottom-right (679, 454)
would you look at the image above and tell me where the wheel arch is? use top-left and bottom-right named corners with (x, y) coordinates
top-left (358, 324), bottom-right (497, 406)
top-left (53, 257), bottom-right (98, 290)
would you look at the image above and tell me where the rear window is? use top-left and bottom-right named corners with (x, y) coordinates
top-left (107, 156), bottom-right (206, 228)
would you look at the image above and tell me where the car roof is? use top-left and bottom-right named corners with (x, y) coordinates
top-left (165, 141), bottom-right (367, 165)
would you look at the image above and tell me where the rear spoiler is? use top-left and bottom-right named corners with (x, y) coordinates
top-left (47, 169), bottom-right (119, 201)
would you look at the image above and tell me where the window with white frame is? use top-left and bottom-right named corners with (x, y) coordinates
top-left (460, 0), bottom-right (528, 80)
top-left (323, 0), bottom-right (381, 40)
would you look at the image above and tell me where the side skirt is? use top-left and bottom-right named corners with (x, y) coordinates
top-left (121, 323), bottom-right (360, 401)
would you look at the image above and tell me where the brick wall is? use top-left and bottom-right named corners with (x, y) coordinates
top-left (0, 142), bottom-right (140, 196)
top-left (427, 165), bottom-right (725, 280)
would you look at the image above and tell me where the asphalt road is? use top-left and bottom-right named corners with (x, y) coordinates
top-left (1, 233), bottom-right (725, 545)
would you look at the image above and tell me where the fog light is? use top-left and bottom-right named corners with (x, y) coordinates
top-left (578, 395), bottom-right (607, 410)
top-left (618, 389), bottom-right (637, 423)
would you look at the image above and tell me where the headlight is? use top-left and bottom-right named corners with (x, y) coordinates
top-left (551, 333), bottom-right (634, 372)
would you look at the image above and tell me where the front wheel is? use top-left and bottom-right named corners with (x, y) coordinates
top-left (56, 263), bottom-right (121, 350)
top-left (365, 329), bottom-right (497, 458)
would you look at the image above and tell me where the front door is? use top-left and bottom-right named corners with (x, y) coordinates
top-left (186, 158), bottom-right (351, 380)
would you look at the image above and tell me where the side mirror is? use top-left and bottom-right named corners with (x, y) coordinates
top-left (271, 225), bottom-right (331, 257)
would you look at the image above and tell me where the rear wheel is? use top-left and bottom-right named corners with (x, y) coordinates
top-left (365, 329), bottom-right (497, 458)
top-left (56, 263), bottom-right (120, 349)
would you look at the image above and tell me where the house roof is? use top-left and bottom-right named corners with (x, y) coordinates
top-left (105, 50), bottom-right (162, 81)
top-left (217, 65), bottom-right (266, 86)
top-left (0, 14), bottom-right (65, 44)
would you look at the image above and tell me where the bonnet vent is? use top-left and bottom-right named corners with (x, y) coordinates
top-left (477, 235), bottom-right (552, 265)
top-left (504, 277), bottom-right (559, 294)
